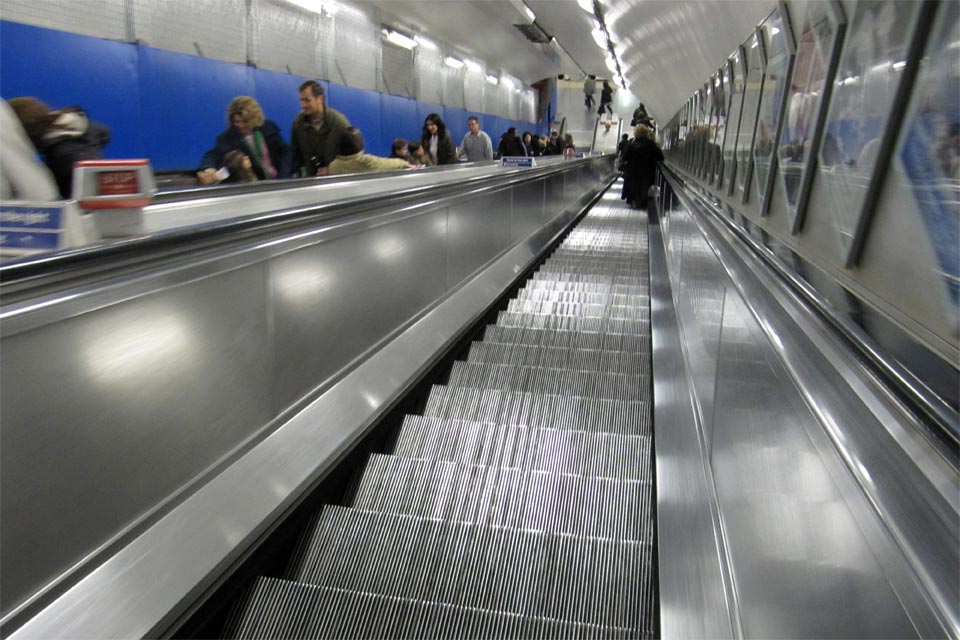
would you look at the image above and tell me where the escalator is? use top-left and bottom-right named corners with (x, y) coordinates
top-left (220, 192), bottom-right (657, 638)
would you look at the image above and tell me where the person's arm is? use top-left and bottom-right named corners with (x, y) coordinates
top-left (482, 133), bottom-right (493, 160)
top-left (263, 120), bottom-right (291, 179)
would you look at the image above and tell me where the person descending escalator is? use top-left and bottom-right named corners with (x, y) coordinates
top-left (621, 124), bottom-right (663, 210)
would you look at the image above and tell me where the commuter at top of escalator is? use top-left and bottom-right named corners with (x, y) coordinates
top-left (630, 103), bottom-right (653, 129)
top-left (328, 127), bottom-right (414, 175)
top-left (8, 97), bottom-right (111, 199)
top-left (408, 141), bottom-right (433, 166)
top-left (291, 80), bottom-right (351, 177)
top-left (620, 124), bottom-right (663, 210)
top-left (562, 133), bottom-right (576, 156)
top-left (459, 116), bottom-right (493, 162)
top-left (389, 138), bottom-right (410, 160)
top-left (522, 131), bottom-right (541, 157)
top-left (543, 131), bottom-right (561, 156)
top-left (497, 127), bottom-right (526, 158)
top-left (0, 99), bottom-right (59, 201)
top-left (598, 80), bottom-right (614, 117)
top-left (197, 96), bottom-right (288, 185)
top-left (421, 113), bottom-right (457, 165)
top-left (583, 74), bottom-right (597, 110)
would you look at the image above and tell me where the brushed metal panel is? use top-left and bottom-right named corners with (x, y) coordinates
top-left (651, 211), bottom-right (736, 640)
top-left (446, 190), bottom-right (513, 287)
top-left (0, 264), bottom-right (272, 618)
top-left (5, 190), bottom-right (584, 640)
top-left (510, 180), bottom-right (545, 243)
top-left (271, 208), bottom-right (448, 413)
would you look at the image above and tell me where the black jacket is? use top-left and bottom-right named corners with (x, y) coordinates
top-left (497, 134), bottom-right (526, 158)
top-left (200, 119), bottom-right (290, 180)
top-left (290, 107), bottom-right (350, 176)
top-left (422, 131), bottom-right (457, 165)
top-left (40, 115), bottom-right (111, 199)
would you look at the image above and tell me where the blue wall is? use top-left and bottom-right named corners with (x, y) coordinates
top-left (1, 20), bottom-right (545, 171)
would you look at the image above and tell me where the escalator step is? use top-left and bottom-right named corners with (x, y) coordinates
top-left (394, 415), bottom-right (651, 479)
top-left (349, 453), bottom-right (653, 541)
top-left (481, 325), bottom-right (649, 353)
top-left (513, 289), bottom-right (648, 307)
top-left (423, 385), bottom-right (650, 437)
top-left (467, 342), bottom-right (650, 376)
top-left (495, 311), bottom-right (649, 336)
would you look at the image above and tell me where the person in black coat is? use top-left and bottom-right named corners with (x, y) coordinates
top-left (421, 113), bottom-right (457, 165)
top-left (497, 127), bottom-right (526, 157)
top-left (621, 125), bottom-right (664, 209)
top-left (8, 97), bottom-right (111, 199)
top-left (199, 96), bottom-right (290, 184)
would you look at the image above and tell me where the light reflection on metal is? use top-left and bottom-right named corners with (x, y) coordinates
top-left (84, 312), bottom-right (192, 386)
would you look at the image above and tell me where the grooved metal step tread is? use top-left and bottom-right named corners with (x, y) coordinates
top-left (513, 290), bottom-right (649, 307)
top-left (348, 453), bottom-right (653, 541)
top-left (520, 281), bottom-right (648, 296)
top-left (284, 505), bottom-right (655, 631)
top-left (482, 325), bottom-right (649, 353)
top-left (423, 385), bottom-right (651, 436)
top-left (394, 415), bottom-right (651, 479)
top-left (506, 300), bottom-right (649, 321)
top-left (495, 312), bottom-right (649, 336)
top-left (226, 576), bottom-right (644, 639)
top-left (467, 342), bottom-right (650, 376)
top-left (446, 361), bottom-right (650, 403)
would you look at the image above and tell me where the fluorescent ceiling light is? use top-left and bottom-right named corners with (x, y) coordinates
top-left (415, 35), bottom-right (438, 50)
top-left (591, 27), bottom-right (607, 48)
top-left (465, 59), bottom-right (483, 72)
top-left (486, 74), bottom-right (499, 85)
top-left (577, 0), bottom-right (594, 13)
top-left (605, 56), bottom-right (618, 73)
top-left (382, 29), bottom-right (417, 50)
top-left (444, 56), bottom-right (464, 69)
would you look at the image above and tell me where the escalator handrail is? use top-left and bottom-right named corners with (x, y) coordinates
top-left (660, 162), bottom-right (959, 451)
top-left (0, 157), bottom-right (607, 298)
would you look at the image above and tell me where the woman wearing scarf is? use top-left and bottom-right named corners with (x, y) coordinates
top-left (198, 96), bottom-right (290, 184)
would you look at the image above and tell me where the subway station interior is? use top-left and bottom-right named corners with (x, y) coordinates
top-left (0, 0), bottom-right (958, 638)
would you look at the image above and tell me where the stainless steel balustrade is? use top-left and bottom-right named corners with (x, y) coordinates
top-left (0, 155), bottom-right (616, 636)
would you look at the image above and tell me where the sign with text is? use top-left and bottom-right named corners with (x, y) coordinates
top-left (0, 205), bottom-right (66, 251)
top-left (501, 156), bottom-right (535, 168)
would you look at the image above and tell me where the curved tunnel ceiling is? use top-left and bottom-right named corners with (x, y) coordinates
top-left (360, 0), bottom-right (772, 123)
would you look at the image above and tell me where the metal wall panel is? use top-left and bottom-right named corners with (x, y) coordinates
top-left (416, 47), bottom-right (445, 105)
top-left (270, 208), bottom-right (449, 413)
top-left (510, 179), bottom-right (546, 241)
top-left (0, 263), bottom-right (273, 618)
top-left (445, 189), bottom-right (513, 286)
top-left (132, 0), bottom-right (247, 63)
top-left (0, 0), bottom-right (127, 40)
top-left (381, 41), bottom-right (416, 98)
top-left (332, 10), bottom-right (380, 91)
top-left (251, 0), bottom-right (326, 77)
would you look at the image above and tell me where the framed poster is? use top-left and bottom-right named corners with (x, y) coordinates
top-left (776, 0), bottom-right (846, 231)
top-left (738, 29), bottom-right (766, 204)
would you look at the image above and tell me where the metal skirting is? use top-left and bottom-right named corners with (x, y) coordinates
top-left (222, 189), bottom-right (656, 638)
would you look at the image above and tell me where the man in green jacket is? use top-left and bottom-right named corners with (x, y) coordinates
top-left (290, 80), bottom-right (350, 177)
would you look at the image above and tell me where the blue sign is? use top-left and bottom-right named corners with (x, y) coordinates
top-left (0, 230), bottom-right (61, 249)
top-left (501, 156), bottom-right (534, 168)
top-left (0, 206), bottom-right (62, 230)
top-left (0, 205), bottom-right (65, 251)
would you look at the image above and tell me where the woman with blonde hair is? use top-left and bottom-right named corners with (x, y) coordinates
top-left (198, 96), bottom-right (290, 184)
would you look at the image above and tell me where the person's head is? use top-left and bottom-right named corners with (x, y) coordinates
top-left (423, 113), bottom-right (445, 136)
top-left (634, 124), bottom-right (653, 140)
top-left (337, 126), bottom-right (365, 156)
top-left (589, 74), bottom-right (596, 80)
top-left (638, 103), bottom-right (647, 112)
top-left (223, 150), bottom-right (256, 181)
top-left (408, 140), bottom-right (424, 157)
top-left (299, 80), bottom-right (325, 117)
top-left (621, 134), bottom-right (629, 142)
top-left (467, 116), bottom-right (480, 135)
top-left (391, 138), bottom-right (409, 158)
top-left (550, 130), bottom-right (558, 140)
top-left (603, 80), bottom-right (611, 89)
top-left (8, 97), bottom-right (55, 146)
top-left (227, 96), bottom-right (265, 135)
top-left (564, 133), bottom-right (574, 145)
top-left (523, 131), bottom-right (532, 143)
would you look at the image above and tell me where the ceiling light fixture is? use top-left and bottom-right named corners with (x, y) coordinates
top-left (444, 56), bottom-right (464, 69)
top-left (415, 35), bottom-right (438, 50)
top-left (381, 29), bottom-right (418, 50)
top-left (486, 74), bottom-right (499, 86)
top-left (577, 0), bottom-right (594, 13)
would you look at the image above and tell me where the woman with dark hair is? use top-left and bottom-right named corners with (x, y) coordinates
top-left (8, 97), bottom-right (111, 199)
top-left (198, 96), bottom-right (289, 184)
top-left (421, 113), bottom-right (456, 165)
top-left (521, 131), bottom-right (540, 157)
